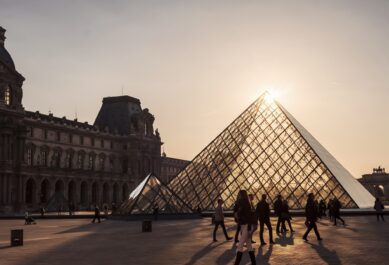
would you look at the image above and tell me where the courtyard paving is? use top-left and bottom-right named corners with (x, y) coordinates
top-left (0, 216), bottom-right (387, 265)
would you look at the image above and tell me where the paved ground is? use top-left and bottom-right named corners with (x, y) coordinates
top-left (0, 216), bottom-right (387, 265)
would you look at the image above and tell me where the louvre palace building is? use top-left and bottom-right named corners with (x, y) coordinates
top-left (0, 27), bottom-right (187, 213)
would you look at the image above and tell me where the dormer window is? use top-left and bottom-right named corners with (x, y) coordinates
top-left (4, 85), bottom-right (11, 105)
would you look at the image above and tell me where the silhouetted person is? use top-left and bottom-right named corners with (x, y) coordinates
top-left (319, 200), bottom-right (326, 217)
top-left (374, 197), bottom-right (385, 221)
top-left (248, 194), bottom-right (257, 244)
top-left (332, 197), bottom-right (345, 226)
top-left (274, 194), bottom-right (283, 233)
top-left (303, 193), bottom-right (322, 241)
top-left (255, 194), bottom-right (274, 245)
top-left (213, 199), bottom-right (233, 242)
top-left (234, 190), bottom-right (256, 265)
top-left (281, 199), bottom-right (294, 233)
top-left (196, 206), bottom-right (202, 215)
top-left (104, 205), bottom-right (109, 218)
top-left (328, 199), bottom-right (334, 221)
top-left (233, 200), bottom-right (241, 243)
top-left (40, 207), bottom-right (45, 218)
top-left (153, 205), bottom-right (159, 221)
top-left (25, 211), bottom-right (36, 225)
top-left (92, 205), bottom-right (101, 223)
top-left (58, 204), bottom-right (62, 216)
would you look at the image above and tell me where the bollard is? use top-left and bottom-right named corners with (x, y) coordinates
top-left (142, 220), bottom-right (152, 232)
top-left (11, 229), bottom-right (23, 247)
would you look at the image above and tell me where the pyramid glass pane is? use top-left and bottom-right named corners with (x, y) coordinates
top-left (119, 174), bottom-right (192, 214)
top-left (168, 93), bottom-right (374, 210)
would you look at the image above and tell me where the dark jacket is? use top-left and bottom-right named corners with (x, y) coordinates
top-left (94, 207), bottom-right (100, 216)
top-left (256, 200), bottom-right (270, 221)
top-left (235, 199), bottom-right (255, 226)
top-left (274, 198), bottom-right (283, 216)
top-left (305, 199), bottom-right (318, 222)
top-left (332, 199), bottom-right (341, 213)
top-left (281, 202), bottom-right (291, 220)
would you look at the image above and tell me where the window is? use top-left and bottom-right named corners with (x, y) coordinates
top-left (53, 150), bottom-right (61, 167)
top-left (110, 141), bottom-right (113, 149)
top-left (91, 138), bottom-right (95, 147)
top-left (99, 156), bottom-right (105, 171)
top-left (77, 153), bottom-right (84, 169)
top-left (4, 85), bottom-right (11, 105)
top-left (109, 158), bottom-right (114, 171)
top-left (29, 127), bottom-right (34, 138)
top-left (88, 155), bottom-right (95, 170)
top-left (80, 136), bottom-right (84, 145)
top-left (57, 131), bottom-right (61, 142)
top-left (44, 130), bottom-right (48, 139)
top-left (26, 148), bottom-right (32, 166)
top-left (100, 139), bottom-right (104, 148)
top-left (69, 133), bottom-right (73, 143)
top-left (65, 152), bottom-right (72, 169)
top-left (41, 150), bottom-right (47, 166)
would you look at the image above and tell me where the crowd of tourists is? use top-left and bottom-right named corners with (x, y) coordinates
top-left (212, 191), bottom-right (356, 265)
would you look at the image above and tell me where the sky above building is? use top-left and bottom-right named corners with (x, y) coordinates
top-left (1, 0), bottom-right (388, 178)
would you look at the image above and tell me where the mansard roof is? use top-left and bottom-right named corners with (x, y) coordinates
top-left (94, 95), bottom-right (145, 135)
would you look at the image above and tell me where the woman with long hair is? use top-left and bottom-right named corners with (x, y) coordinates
top-left (233, 190), bottom-right (256, 265)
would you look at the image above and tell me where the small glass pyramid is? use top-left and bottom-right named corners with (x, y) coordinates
top-left (120, 173), bottom-right (193, 214)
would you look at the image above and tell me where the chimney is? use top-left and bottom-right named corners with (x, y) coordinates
top-left (0, 26), bottom-right (6, 47)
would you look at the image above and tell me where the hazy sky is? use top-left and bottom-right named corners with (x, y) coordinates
top-left (1, 0), bottom-right (388, 178)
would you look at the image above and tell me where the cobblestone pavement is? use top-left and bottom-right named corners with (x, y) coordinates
top-left (0, 216), bottom-right (387, 265)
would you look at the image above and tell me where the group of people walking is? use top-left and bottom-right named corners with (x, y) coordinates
top-left (212, 191), bottom-right (348, 265)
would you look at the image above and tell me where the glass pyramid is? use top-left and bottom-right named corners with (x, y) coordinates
top-left (167, 92), bottom-right (374, 210)
top-left (119, 173), bottom-right (193, 214)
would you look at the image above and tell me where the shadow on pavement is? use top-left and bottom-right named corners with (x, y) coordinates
top-left (308, 241), bottom-right (342, 265)
top-left (275, 232), bottom-right (294, 247)
top-left (185, 240), bottom-right (233, 265)
top-left (257, 244), bottom-right (273, 265)
top-left (215, 243), bottom-right (235, 265)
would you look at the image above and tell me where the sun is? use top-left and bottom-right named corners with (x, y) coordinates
top-left (264, 92), bottom-right (275, 104)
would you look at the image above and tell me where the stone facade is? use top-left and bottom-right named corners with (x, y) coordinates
top-left (358, 166), bottom-right (389, 204)
top-left (0, 27), bottom-right (164, 213)
top-left (160, 153), bottom-right (190, 184)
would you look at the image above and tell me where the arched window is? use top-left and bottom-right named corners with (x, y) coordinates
top-left (4, 85), bottom-right (11, 106)
top-left (68, 181), bottom-right (76, 203)
top-left (92, 182), bottom-right (98, 204)
top-left (40, 179), bottom-right (50, 203)
top-left (25, 178), bottom-right (36, 204)
top-left (103, 183), bottom-right (109, 204)
top-left (80, 181), bottom-right (88, 205)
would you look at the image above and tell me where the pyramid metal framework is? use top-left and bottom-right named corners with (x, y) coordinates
top-left (167, 93), bottom-right (374, 210)
top-left (119, 174), bottom-right (193, 214)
